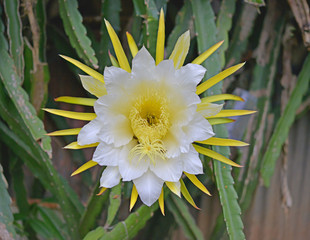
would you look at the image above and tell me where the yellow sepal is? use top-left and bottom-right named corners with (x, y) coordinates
top-left (207, 109), bottom-right (256, 119)
top-left (47, 128), bottom-right (81, 136)
top-left (166, 181), bottom-right (181, 197)
top-left (197, 137), bottom-right (249, 147)
top-left (169, 31), bottom-right (190, 69)
top-left (130, 184), bottom-right (138, 211)
top-left (104, 19), bottom-right (131, 72)
top-left (184, 172), bottom-right (211, 196)
top-left (64, 141), bottom-right (99, 149)
top-left (207, 118), bottom-right (235, 125)
top-left (108, 50), bottom-right (120, 67)
top-left (55, 96), bottom-right (96, 106)
top-left (71, 160), bottom-right (98, 176)
top-left (192, 40), bottom-right (224, 65)
top-left (196, 62), bottom-right (245, 95)
top-left (180, 179), bottom-right (199, 209)
top-left (159, 188), bottom-right (165, 215)
top-left (59, 55), bottom-right (104, 83)
top-left (200, 94), bottom-right (244, 103)
top-left (97, 187), bottom-right (107, 196)
top-left (126, 32), bottom-right (139, 58)
top-left (43, 108), bottom-right (96, 121)
top-left (156, 8), bottom-right (165, 65)
top-left (193, 144), bottom-right (242, 167)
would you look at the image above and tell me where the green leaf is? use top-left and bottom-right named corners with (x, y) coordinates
top-left (3, 0), bottom-right (24, 80)
top-left (166, 1), bottom-right (193, 56)
top-left (166, 195), bottom-right (204, 240)
top-left (106, 183), bottom-right (122, 226)
top-left (0, 163), bottom-right (17, 238)
top-left (261, 54), bottom-right (310, 186)
top-left (244, 0), bottom-right (265, 7)
top-left (191, 1), bottom-right (245, 239)
top-left (58, 0), bottom-right (98, 68)
top-left (216, 0), bottom-right (236, 68)
top-left (84, 227), bottom-right (106, 240)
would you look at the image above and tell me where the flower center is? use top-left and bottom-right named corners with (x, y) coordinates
top-left (129, 90), bottom-right (170, 163)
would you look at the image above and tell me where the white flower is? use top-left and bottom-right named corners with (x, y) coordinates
top-left (78, 47), bottom-right (216, 206)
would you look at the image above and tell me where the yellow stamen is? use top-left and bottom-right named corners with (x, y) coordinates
top-left (55, 96), bottom-right (96, 106)
top-left (193, 144), bottom-right (241, 167)
top-left (59, 55), bottom-right (104, 83)
top-left (126, 32), bottom-right (138, 58)
top-left (196, 63), bottom-right (245, 95)
top-left (47, 128), bottom-right (81, 136)
top-left (191, 40), bottom-right (224, 65)
top-left (104, 19), bottom-right (131, 73)
top-left (43, 108), bottom-right (96, 121)
top-left (71, 160), bottom-right (98, 176)
top-left (130, 184), bottom-right (138, 211)
top-left (156, 8), bottom-right (165, 65)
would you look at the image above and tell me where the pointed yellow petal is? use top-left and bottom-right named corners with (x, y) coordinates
top-left (79, 75), bottom-right (107, 98)
top-left (192, 40), bottom-right (224, 65)
top-left (207, 109), bottom-right (257, 119)
top-left (197, 137), bottom-right (249, 147)
top-left (126, 32), bottom-right (138, 58)
top-left (59, 55), bottom-right (104, 83)
top-left (196, 62), bottom-right (245, 95)
top-left (184, 172), bottom-right (211, 196)
top-left (55, 96), bottom-right (96, 106)
top-left (43, 108), bottom-right (96, 121)
top-left (200, 94), bottom-right (244, 103)
top-left (156, 8), bottom-right (165, 65)
top-left (193, 144), bottom-right (242, 167)
top-left (64, 141), bottom-right (99, 149)
top-left (108, 50), bottom-right (120, 67)
top-left (169, 31), bottom-right (190, 69)
top-left (166, 181), bottom-right (181, 197)
top-left (159, 188), bottom-right (165, 215)
top-left (180, 179), bottom-right (199, 209)
top-left (130, 184), bottom-right (138, 211)
top-left (104, 19), bottom-right (131, 72)
top-left (97, 187), bottom-right (107, 196)
top-left (208, 118), bottom-right (235, 125)
top-left (71, 160), bottom-right (98, 176)
top-left (47, 128), bottom-right (81, 136)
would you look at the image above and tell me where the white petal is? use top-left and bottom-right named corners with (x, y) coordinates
top-left (79, 75), bottom-right (107, 97)
top-left (100, 166), bottom-right (121, 188)
top-left (93, 142), bottom-right (121, 166)
top-left (131, 47), bottom-right (156, 82)
top-left (176, 63), bottom-right (206, 90)
top-left (198, 103), bottom-right (223, 118)
top-left (150, 156), bottom-right (183, 182)
top-left (103, 66), bottom-right (131, 94)
top-left (98, 114), bottom-right (133, 147)
top-left (118, 141), bottom-right (149, 181)
top-left (182, 145), bottom-right (203, 174)
top-left (183, 113), bottom-right (214, 142)
top-left (77, 118), bottom-right (101, 145)
top-left (133, 170), bottom-right (164, 206)
top-left (155, 59), bottom-right (176, 82)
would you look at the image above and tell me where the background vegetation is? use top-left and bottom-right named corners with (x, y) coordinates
top-left (0, 0), bottom-right (309, 239)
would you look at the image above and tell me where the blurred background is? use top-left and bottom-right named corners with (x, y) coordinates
top-left (0, 0), bottom-right (309, 239)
